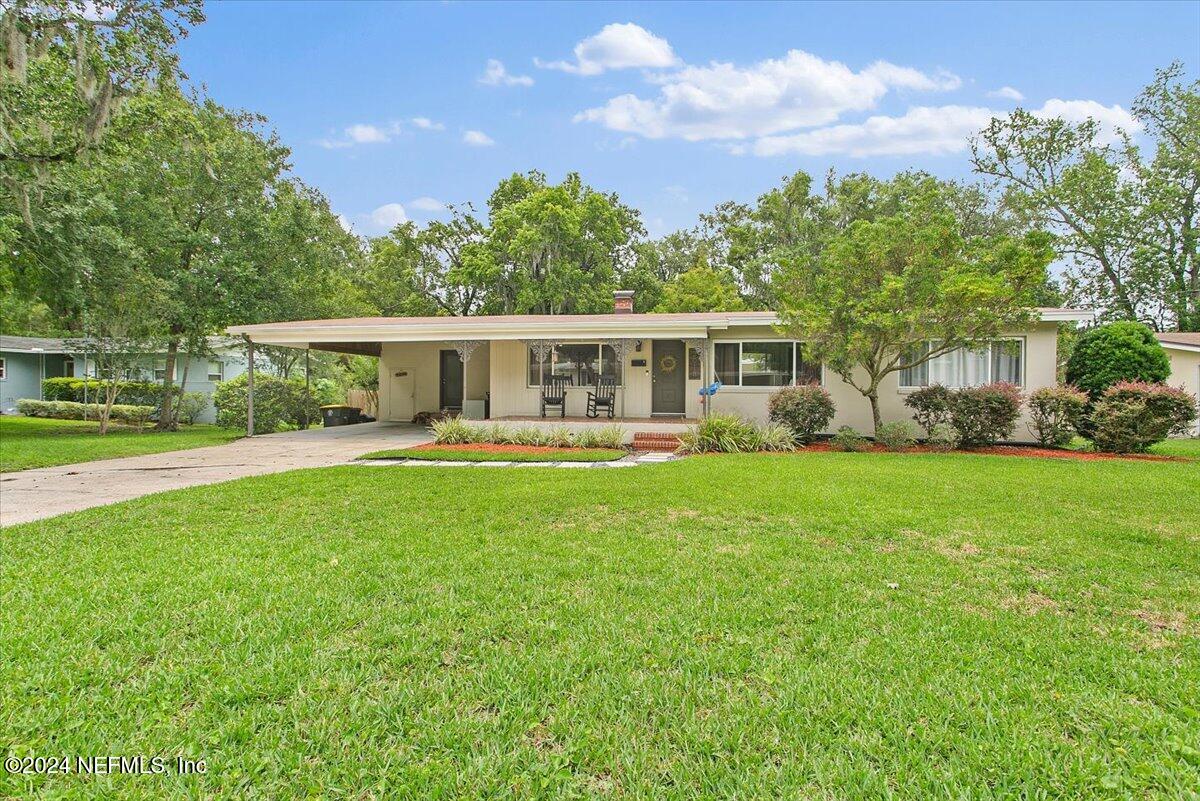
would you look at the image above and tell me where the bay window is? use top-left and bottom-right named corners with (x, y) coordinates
top-left (899, 340), bottom-right (1024, 388)
top-left (527, 343), bottom-right (622, 387)
top-left (714, 341), bottom-right (823, 387)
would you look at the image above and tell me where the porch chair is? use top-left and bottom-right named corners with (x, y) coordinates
top-left (540, 375), bottom-right (571, 418)
top-left (586, 377), bottom-right (616, 419)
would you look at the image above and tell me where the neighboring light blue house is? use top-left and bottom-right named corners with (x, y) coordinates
top-left (0, 335), bottom-right (247, 423)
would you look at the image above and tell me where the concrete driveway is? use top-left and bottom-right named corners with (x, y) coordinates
top-left (0, 422), bottom-right (430, 527)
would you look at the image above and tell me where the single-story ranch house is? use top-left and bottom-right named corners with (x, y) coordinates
top-left (0, 335), bottom-right (247, 423)
top-left (228, 294), bottom-right (1095, 438)
top-left (1156, 332), bottom-right (1200, 434)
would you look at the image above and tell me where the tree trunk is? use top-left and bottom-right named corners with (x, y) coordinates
top-left (868, 390), bottom-right (883, 437)
top-left (156, 336), bottom-right (180, 431)
top-left (174, 355), bottom-right (191, 427)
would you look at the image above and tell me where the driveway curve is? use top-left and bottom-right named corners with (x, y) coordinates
top-left (0, 422), bottom-right (430, 527)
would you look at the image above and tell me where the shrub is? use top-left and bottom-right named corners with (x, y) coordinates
top-left (16, 399), bottom-right (155, 429)
top-left (754, 422), bottom-right (798, 452)
top-left (876, 420), bottom-right (917, 451)
top-left (950, 382), bottom-right (1023, 448)
top-left (588, 425), bottom-right (626, 450)
top-left (925, 422), bottom-right (959, 452)
top-left (1089, 381), bottom-right (1197, 453)
top-left (677, 414), bottom-right (781, 454)
top-left (545, 426), bottom-right (574, 448)
top-left (904, 385), bottom-right (955, 434)
top-left (430, 417), bottom-right (475, 444)
top-left (1065, 322), bottom-right (1171, 400)
top-left (1027, 385), bottom-right (1088, 448)
top-left (767, 383), bottom-right (835, 443)
top-left (829, 426), bottom-right (869, 452)
top-left (511, 426), bottom-right (548, 447)
top-left (212, 374), bottom-right (320, 434)
top-left (175, 392), bottom-right (209, 426)
top-left (41, 377), bottom-right (166, 407)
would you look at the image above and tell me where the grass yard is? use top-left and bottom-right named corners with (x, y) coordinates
top-left (2, 452), bottom-right (1198, 798)
top-left (361, 445), bottom-right (627, 462)
top-left (0, 416), bottom-right (241, 472)
top-left (1149, 437), bottom-right (1200, 458)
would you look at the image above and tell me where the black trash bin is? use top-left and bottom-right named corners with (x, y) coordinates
top-left (321, 405), bottom-right (362, 427)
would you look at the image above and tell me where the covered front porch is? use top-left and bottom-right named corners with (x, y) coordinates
top-left (378, 337), bottom-right (713, 424)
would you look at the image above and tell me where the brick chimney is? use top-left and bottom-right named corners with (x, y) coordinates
top-left (613, 289), bottom-right (635, 314)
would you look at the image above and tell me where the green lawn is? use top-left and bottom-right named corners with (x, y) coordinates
top-left (0, 416), bottom-right (241, 472)
top-left (2, 452), bottom-right (1198, 798)
top-left (360, 446), bottom-right (627, 462)
top-left (1149, 437), bottom-right (1200, 458)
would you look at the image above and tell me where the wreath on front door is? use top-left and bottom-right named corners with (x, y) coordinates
top-left (658, 354), bottom-right (678, 374)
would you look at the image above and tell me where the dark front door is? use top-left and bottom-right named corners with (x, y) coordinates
top-left (651, 340), bottom-right (686, 416)
top-left (439, 349), bottom-right (464, 410)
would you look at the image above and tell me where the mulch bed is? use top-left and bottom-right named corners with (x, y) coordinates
top-left (800, 441), bottom-right (1189, 462)
top-left (408, 443), bottom-right (617, 456)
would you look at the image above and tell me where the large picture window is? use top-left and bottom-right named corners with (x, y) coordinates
top-left (714, 341), bottom-right (823, 387)
top-left (528, 344), bottom-right (623, 387)
top-left (899, 340), bottom-right (1025, 388)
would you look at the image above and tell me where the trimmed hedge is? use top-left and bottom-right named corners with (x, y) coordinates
top-left (212, 373), bottom-right (320, 434)
top-left (1065, 322), bottom-right (1171, 400)
top-left (41, 377), bottom-right (166, 407)
top-left (17, 399), bottom-right (156, 427)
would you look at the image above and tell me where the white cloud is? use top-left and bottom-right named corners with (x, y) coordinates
top-left (463, 130), bottom-right (495, 147)
top-left (537, 22), bottom-right (679, 75)
top-left (369, 203), bottom-right (407, 230)
top-left (988, 85), bottom-right (1024, 101)
top-left (408, 196), bottom-right (445, 212)
top-left (751, 105), bottom-right (995, 158)
top-left (335, 214), bottom-right (353, 233)
top-left (345, 124), bottom-right (390, 144)
top-left (479, 59), bottom-right (534, 87)
top-left (746, 97), bottom-right (1140, 159)
top-left (317, 122), bottom-right (401, 149)
top-left (411, 116), bottom-right (445, 131)
top-left (1032, 98), bottom-right (1140, 142)
top-left (575, 49), bottom-right (962, 141)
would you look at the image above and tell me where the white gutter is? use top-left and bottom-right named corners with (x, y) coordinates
top-left (1158, 340), bottom-right (1200, 354)
top-left (227, 309), bottom-right (1094, 346)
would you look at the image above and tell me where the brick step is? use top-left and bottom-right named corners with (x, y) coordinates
top-left (632, 432), bottom-right (682, 452)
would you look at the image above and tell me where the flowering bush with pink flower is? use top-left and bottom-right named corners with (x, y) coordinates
top-left (1027, 385), bottom-right (1089, 448)
top-left (950, 381), bottom-right (1024, 447)
top-left (1089, 381), bottom-right (1197, 453)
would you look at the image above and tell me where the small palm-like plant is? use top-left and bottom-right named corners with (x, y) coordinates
top-left (431, 416), bottom-right (474, 444)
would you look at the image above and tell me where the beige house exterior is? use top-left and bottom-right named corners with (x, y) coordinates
top-left (229, 305), bottom-right (1093, 441)
top-left (1157, 332), bottom-right (1200, 435)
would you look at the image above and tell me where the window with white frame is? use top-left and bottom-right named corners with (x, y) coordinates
top-left (152, 359), bottom-right (172, 382)
top-left (899, 340), bottom-right (1024, 388)
top-left (0, 357), bottom-right (6, 380)
top-left (527, 343), bottom-right (623, 387)
top-left (713, 341), bottom-right (822, 387)
top-left (207, 360), bottom-right (224, 382)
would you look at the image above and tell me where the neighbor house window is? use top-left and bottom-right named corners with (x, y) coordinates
top-left (152, 359), bottom-right (175, 382)
top-left (527, 344), bottom-right (623, 387)
top-left (714, 341), bottom-right (823, 386)
top-left (207, 360), bottom-right (224, 382)
top-left (899, 340), bottom-right (1024, 388)
top-left (62, 357), bottom-right (75, 377)
top-left (0, 357), bottom-right (6, 380)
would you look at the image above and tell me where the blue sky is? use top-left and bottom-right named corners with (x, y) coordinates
top-left (178, 1), bottom-right (1199, 237)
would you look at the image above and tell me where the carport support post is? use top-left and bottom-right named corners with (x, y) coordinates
top-left (303, 348), bottom-right (311, 429)
top-left (450, 340), bottom-right (482, 417)
top-left (245, 336), bottom-right (254, 437)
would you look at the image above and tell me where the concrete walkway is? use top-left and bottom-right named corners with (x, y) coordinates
top-left (0, 423), bottom-right (431, 527)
